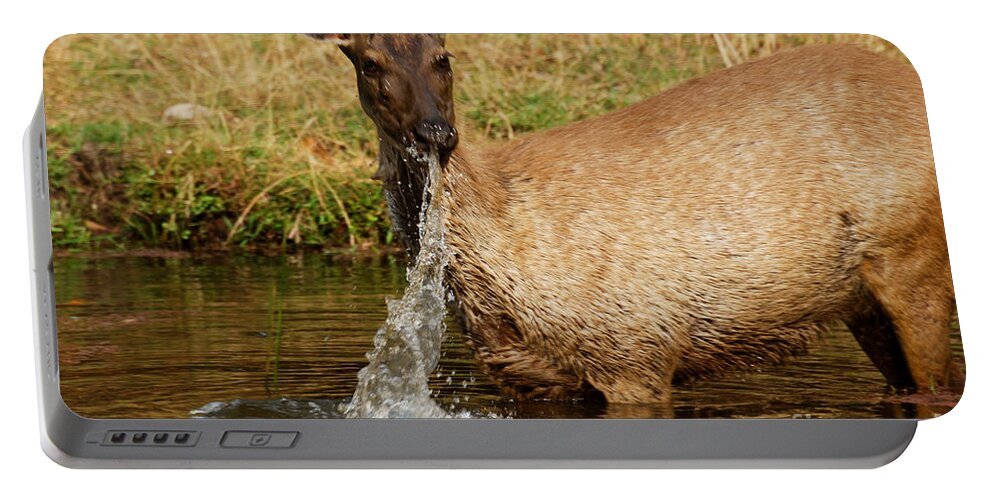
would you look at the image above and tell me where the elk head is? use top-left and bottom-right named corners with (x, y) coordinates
top-left (310, 33), bottom-right (459, 164)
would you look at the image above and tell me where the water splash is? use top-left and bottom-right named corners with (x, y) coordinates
top-left (343, 151), bottom-right (451, 418)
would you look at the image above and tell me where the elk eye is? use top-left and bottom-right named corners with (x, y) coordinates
top-left (361, 60), bottom-right (383, 77)
top-left (434, 54), bottom-right (451, 71)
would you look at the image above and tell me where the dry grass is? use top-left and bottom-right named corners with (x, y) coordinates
top-left (42, 34), bottom-right (904, 252)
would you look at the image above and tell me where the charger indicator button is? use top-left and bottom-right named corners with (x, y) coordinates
top-left (220, 431), bottom-right (298, 448)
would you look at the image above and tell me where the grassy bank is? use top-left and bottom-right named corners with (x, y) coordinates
top-left (43, 34), bottom-right (902, 253)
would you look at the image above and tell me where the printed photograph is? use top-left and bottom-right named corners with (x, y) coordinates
top-left (43, 34), bottom-right (964, 419)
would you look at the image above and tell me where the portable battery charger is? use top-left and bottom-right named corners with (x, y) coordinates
top-left (27, 34), bottom-right (964, 467)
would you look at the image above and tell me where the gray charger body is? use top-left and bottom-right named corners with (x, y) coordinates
top-left (24, 98), bottom-right (917, 468)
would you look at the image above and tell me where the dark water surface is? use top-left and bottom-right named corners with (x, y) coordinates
top-left (54, 254), bottom-right (963, 419)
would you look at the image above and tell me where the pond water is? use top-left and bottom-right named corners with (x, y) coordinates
top-left (54, 253), bottom-right (963, 419)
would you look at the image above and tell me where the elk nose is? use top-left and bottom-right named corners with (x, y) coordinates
top-left (414, 119), bottom-right (459, 154)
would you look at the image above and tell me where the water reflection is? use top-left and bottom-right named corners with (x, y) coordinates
top-left (54, 254), bottom-right (963, 419)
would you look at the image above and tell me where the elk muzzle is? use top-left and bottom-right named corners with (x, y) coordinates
top-left (414, 119), bottom-right (459, 159)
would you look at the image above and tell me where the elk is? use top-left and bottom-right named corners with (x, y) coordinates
top-left (310, 34), bottom-right (961, 406)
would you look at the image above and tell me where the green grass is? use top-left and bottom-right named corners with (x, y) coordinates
top-left (43, 34), bottom-right (903, 253)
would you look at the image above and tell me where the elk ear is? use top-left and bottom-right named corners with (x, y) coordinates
top-left (307, 34), bottom-right (355, 55)
top-left (307, 33), bottom-right (351, 43)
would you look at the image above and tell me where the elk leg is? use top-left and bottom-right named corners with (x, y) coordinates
top-left (580, 336), bottom-right (677, 407)
top-left (458, 312), bottom-right (594, 400)
top-left (473, 342), bottom-right (595, 400)
top-left (845, 290), bottom-right (915, 389)
top-left (860, 249), bottom-right (958, 392)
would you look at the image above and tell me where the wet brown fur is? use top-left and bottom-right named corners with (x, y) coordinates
top-left (327, 36), bottom-right (961, 405)
top-left (440, 45), bottom-right (959, 404)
